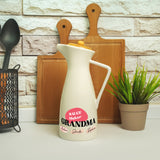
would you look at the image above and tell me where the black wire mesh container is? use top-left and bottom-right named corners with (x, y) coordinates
top-left (0, 64), bottom-right (21, 132)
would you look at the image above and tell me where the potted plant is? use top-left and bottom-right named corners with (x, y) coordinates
top-left (108, 66), bottom-right (160, 131)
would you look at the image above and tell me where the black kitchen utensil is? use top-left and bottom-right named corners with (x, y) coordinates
top-left (0, 19), bottom-right (20, 70)
top-left (0, 64), bottom-right (21, 132)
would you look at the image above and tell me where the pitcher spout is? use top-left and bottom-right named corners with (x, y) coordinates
top-left (57, 43), bottom-right (95, 61)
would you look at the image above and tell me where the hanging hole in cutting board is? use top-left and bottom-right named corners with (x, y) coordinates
top-left (62, 25), bottom-right (65, 28)
top-left (92, 9), bottom-right (95, 12)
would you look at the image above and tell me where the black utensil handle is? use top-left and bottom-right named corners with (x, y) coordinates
top-left (13, 64), bottom-right (21, 71)
top-left (2, 48), bottom-right (11, 70)
top-left (13, 124), bottom-right (21, 132)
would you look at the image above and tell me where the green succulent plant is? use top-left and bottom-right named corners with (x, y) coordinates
top-left (108, 66), bottom-right (160, 104)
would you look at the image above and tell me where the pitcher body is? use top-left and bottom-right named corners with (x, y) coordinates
top-left (57, 42), bottom-right (111, 141)
top-left (59, 55), bottom-right (97, 141)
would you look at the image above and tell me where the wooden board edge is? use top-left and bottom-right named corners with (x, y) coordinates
top-left (36, 56), bottom-right (43, 123)
top-left (36, 53), bottom-right (65, 60)
top-left (121, 39), bottom-right (125, 70)
top-left (36, 119), bottom-right (59, 124)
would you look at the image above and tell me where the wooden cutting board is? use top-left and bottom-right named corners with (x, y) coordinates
top-left (69, 4), bottom-right (125, 123)
top-left (36, 3), bottom-right (125, 124)
top-left (36, 20), bottom-right (70, 123)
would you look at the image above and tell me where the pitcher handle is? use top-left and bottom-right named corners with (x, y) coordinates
top-left (90, 60), bottom-right (111, 109)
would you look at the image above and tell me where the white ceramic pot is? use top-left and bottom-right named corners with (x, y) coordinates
top-left (57, 42), bottom-right (111, 141)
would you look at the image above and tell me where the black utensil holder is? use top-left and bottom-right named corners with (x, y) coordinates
top-left (0, 64), bottom-right (21, 132)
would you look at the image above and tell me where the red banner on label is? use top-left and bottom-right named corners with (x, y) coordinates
top-left (65, 108), bottom-right (88, 124)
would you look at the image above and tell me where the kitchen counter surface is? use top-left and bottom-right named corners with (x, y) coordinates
top-left (0, 119), bottom-right (160, 160)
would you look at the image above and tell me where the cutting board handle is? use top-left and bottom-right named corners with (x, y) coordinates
top-left (86, 3), bottom-right (101, 37)
top-left (56, 19), bottom-right (72, 44)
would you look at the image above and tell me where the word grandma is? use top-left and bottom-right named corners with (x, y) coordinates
top-left (61, 118), bottom-right (96, 127)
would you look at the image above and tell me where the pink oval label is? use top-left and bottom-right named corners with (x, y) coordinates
top-left (65, 108), bottom-right (88, 124)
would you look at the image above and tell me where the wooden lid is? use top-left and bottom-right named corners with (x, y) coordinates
top-left (68, 41), bottom-right (92, 50)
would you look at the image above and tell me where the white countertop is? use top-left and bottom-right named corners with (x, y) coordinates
top-left (0, 120), bottom-right (160, 160)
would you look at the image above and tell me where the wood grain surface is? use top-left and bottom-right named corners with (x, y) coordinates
top-left (36, 19), bottom-right (70, 123)
top-left (36, 3), bottom-right (125, 124)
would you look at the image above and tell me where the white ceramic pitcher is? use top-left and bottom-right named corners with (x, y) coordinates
top-left (57, 41), bottom-right (111, 141)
